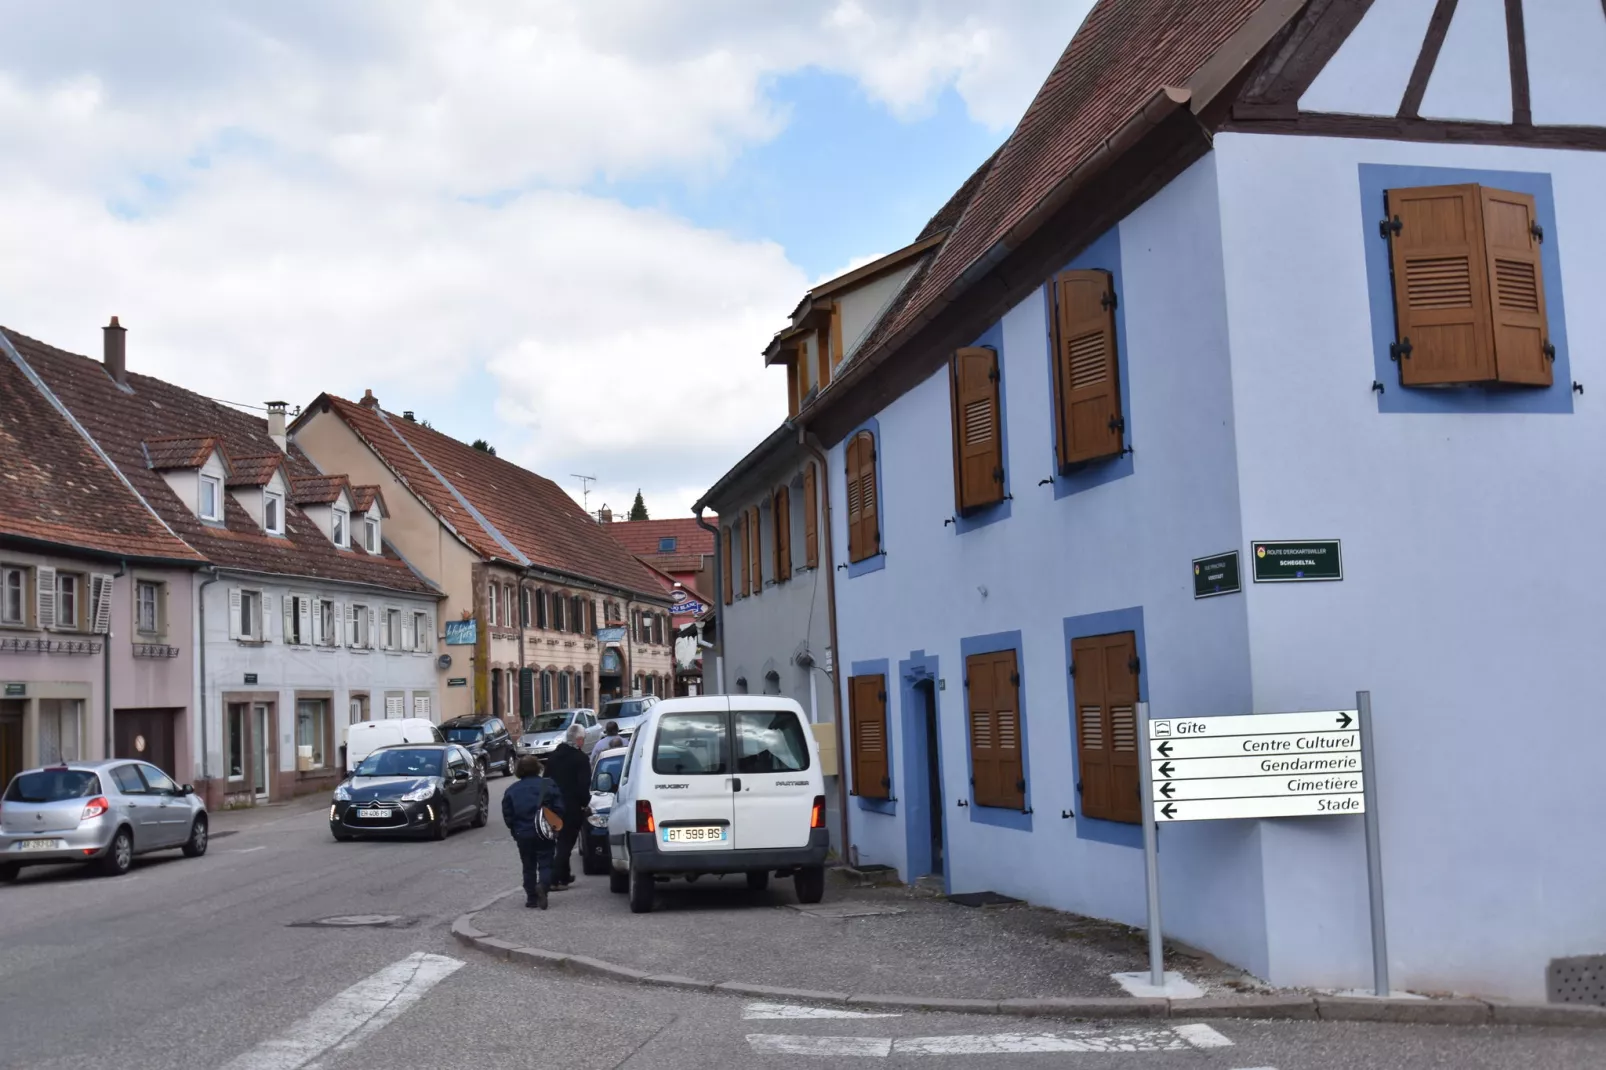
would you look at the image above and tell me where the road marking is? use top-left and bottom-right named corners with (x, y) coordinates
top-left (230, 846), bottom-right (267, 853)
top-left (219, 952), bottom-right (463, 1070)
top-left (743, 1002), bottom-right (901, 1020)
top-left (746, 1024), bottom-right (1233, 1056)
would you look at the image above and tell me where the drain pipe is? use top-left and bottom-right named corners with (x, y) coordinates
top-left (692, 507), bottom-right (725, 695)
top-left (800, 431), bottom-right (850, 841)
top-left (103, 560), bottom-right (127, 759)
top-left (197, 566), bottom-right (220, 783)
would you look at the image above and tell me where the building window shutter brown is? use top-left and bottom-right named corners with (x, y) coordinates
top-left (1385, 184), bottom-right (1496, 386)
top-left (848, 673), bottom-right (889, 799)
top-left (723, 527), bottom-right (734, 604)
top-left (738, 519), bottom-right (750, 598)
top-left (773, 486), bottom-right (792, 583)
top-left (845, 431), bottom-right (879, 563)
top-left (966, 650), bottom-right (1023, 809)
top-left (1053, 269), bottom-right (1123, 465)
top-left (844, 435), bottom-right (863, 562)
top-left (1071, 632), bottom-right (1140, 824)
top-left (748, 505), bottom-right (762, 594)
top-left (803, 463), bottom-right (819, 569)
top-left (1479, 187), bottom-right (1552, 386)
top-left (949, 346), bottom-right (1004, 513)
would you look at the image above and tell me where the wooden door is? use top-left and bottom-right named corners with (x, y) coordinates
top-left (114, 709), bottom-right (177, 780)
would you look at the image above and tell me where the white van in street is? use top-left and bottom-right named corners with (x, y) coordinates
top-left (345, 719), bottom-right (443, 773)
top-left (606, 696), bottom-right (828, 913)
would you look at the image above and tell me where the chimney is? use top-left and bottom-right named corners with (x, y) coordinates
top-left (265, 401), bottom-right (288, 452)
top-left (598, 505), bottom-right (612, 524)
top-left (360, 389), bottom-right (378, 409)
top-left (103, 316), bottom-right (127, 387)
top-left (402, 410), bottom-right (416, 422)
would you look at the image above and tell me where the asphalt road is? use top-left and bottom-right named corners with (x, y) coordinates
top-left (2, 779), bottom-right (1602, 1070)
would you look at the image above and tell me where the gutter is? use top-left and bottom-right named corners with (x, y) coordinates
top-left (692, 509), bottom-right (725, 694)
top-left (197, 566), bottom-right (220, 781)
top-left (103, 560), bottom-right (126, 759)
top-left (801, 431), bottom-right (850, 842)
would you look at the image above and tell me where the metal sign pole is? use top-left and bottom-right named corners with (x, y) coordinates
top-left (1136, 701), bottom-right (1164, 988)
top-left (1357, 690), bottom-right (1389, 996)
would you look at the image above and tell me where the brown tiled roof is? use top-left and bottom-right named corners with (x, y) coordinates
top-left (874, 0), bottom-right (1265, 350)
top-left (225, 453), bottom-right (286, 488)
top-left (1, 328), bottom-right (437, 595)
top-left (603, 517), bottom-right (717, 562)
top-left (145, 435), bottom-right (226, 472)
top-left (0, 343), bottom-right (203, 563)
top-left (350, 485), bottom-right (384, 515)
top-left (290, 473), bottom-right (350, 505)
top-left (916, 147), bottom-right (1001, 241)
top-left (316, 395), bottom-right (669, 601)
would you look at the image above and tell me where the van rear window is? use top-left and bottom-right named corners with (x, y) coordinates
top-left (735, 711), bottom-right (810, 773)
top-left (652, 712), bottom-right (729, 776)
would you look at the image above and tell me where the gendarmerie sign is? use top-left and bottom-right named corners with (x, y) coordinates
top-left (1251, 540), bottom-right (1342, 583)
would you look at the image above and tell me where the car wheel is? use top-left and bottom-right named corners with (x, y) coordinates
top-left (431, 801), bottom-right (451, 841)
top-left (476, 757), bottom-right (488, 780)
top-left (98, 827), bottom-right (134, 877)
top-left (181, 814), bottom-right (209, 858)
top-left (608, 866), bottom-right (629, 894)
top-left (471, 789), bottom-right (489, 828)
top-left (0, 862), bottom-right (18, 883)
top-left (331, 825), bottom-right (354, 842)
top-left (746, 870), bottom-right (770, 892)
top-left (627, 856), bottom-right (654, 913)
top-left (794, 865), bottom-right (826, 904)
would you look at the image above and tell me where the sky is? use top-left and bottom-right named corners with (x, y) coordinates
top-left (0, 0), bottom-right (1093, 519)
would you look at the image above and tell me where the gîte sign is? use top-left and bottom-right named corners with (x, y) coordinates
top-left (1147, 709), bottom-right (1364, 822)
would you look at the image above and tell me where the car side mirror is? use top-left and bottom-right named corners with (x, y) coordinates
top-left (596, 773), bottom-right (614, 792)
top-left (180, 784), bottom-right (195, 796)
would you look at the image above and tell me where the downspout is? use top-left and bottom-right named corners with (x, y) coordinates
top-left (693, 508), bottom-right (725, 695)
top-left (801, 431), bottom-right (850, 843)
top-left (103, 560), bottom-right (127, 759)
top-left (197, 566), bottom-right (220, 781)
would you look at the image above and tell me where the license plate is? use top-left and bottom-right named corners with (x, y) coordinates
top-left (663, 826), bottom-right (726, 843)
top-left (19, 839), bottom-right (63, 852)
top-left (356, 808), bottom-right (392, 819)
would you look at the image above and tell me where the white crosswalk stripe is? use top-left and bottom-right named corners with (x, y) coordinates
top-left (219, 953), bottom-right (464, 1070)
top-left (746, 1023), bottom-right (1234, 1056)
top-left (744, 1001), bottom-right (903, 1020)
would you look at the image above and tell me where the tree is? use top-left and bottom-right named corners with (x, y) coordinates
top-left (629, 489), bottom-right (649, 521)
top-left (471, 439), bottom-right (497, 456)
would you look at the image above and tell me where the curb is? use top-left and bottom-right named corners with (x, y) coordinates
top-left (449, 909), bottom-right (1606, 1029)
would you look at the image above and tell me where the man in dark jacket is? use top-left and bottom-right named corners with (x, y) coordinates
top-left (502, 756), bottom-right (565, 909)
top-left (542, 723), bottom-right (592, 888)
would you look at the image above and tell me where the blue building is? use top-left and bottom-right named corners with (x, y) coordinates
top-left (746, 0), bottom-right (1606, 1000)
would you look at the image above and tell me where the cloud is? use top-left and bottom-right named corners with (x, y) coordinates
top-left (0, 1), bottom-right (1092, 517)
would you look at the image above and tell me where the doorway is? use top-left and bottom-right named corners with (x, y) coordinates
top-left (253, 704), bottom-right (271, 799)
top-left (114, 708), bottom-right (178, 779)
top-left (0, 700), bottom-right (23, 789)
top-left (919, 680), bottom-right (944, 877)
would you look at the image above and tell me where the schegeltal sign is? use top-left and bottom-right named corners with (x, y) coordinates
top-left (1252, 540), bottom-right (1342, 583)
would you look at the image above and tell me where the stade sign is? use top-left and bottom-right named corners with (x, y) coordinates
top-left (1146, 710), bottom-right (1364, 822)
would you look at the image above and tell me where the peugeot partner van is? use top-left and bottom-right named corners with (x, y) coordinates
top-left (606, 696), bottom-right (828, 913)
top-left (345, 719), bottom-right (443, 772)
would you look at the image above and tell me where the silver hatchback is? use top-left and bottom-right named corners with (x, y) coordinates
top-left (0, 760), bottom-right (209, 881)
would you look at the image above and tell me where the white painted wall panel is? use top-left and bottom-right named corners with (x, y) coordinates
top-left (1300, 0), bottom-right (1438, 116)
top-left (1524, 0), bottom-right (1606, 127)
top-left (838, 264), bottom-right (918, 361)
top-left (1419, 0), bottom-right (1512, 123)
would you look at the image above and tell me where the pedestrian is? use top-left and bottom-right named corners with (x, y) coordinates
top-left (501, 756), bottom-right (564, 909)
top-left (594, 720), bottom-right (627, 761)
top-left (543, 722), bottom-right (591, 888)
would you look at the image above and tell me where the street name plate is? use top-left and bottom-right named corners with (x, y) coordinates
top-left (1251, 540), bottom-right (1342, 582)
top-left (1192, 550), bottom-right (1241, 599)
top-left (1147, 709), bottom-right (1363, 822)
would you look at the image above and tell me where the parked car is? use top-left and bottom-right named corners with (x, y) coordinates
top-left (597, 696), bottom-right (657, 739)
top-left (1, 761), bottom-right (209, 881)
top-left (607, 697), bottom-right (828, 913)
top-left (517, 708), bottom-right (598, 759)
top-left (329, 744), bottom-right (487, 841)
top-left (346, 718), bottom-right (443, 772)
top-left (440, 715), bottom-right (517, 777)
top-left (581, 745), bottom-right (628, 875)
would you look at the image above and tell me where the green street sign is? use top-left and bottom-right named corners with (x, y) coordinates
top-left (447, 677), bottom-right (468, 687)
top-left (1192, 551), bottom-right (1241, 599)
top-left (1251, 540), bottom-right (1342, 583)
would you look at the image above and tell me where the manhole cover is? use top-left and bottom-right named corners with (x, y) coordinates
top-left (788, 903), bottom-right (906, 918)
top-left (290, 915), bottom-right (414, 929)
top-left (947, 891), bottom-right (1022, 908)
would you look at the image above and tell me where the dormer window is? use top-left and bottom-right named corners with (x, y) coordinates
top-left (332, 508), bottom-right (348, 548)
top-left (658, 537), bottom-right (677, 553)
top-left (364, 516), bottom-right (380, 554)
top-left (264, 490), bottom-right (285, 535)
top-left (200, 476), bottom-right (221, 521)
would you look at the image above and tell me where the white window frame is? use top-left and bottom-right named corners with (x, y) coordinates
top-left (348, 602), bottom-right (370, 649)
top-left (264, 490), bottom-right (285, 535)
top-left (56, 573), bottom-right (81, 632)
top-left (332, 508), bottom-right (349, 548)
top-left (364, 516), bottom-right (379, 553)
top-left (1, 565), bottom-right (25, 626)
top-left (239, 589), bottom-right (263, 641)
top-left (200, 475), bottom-right (221, 521)
top-left (413, 610), bottom-right (430, 653)
top-left (318, 599), bottom-right (338, 647)
top-left (135, 580), bottom-right (161, 635)
top-left (385, 607), bottom-right (401, 651)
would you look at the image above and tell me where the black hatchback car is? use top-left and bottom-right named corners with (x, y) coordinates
top-left (440, 716), bottom-right (517, 777)
top-left (330, 744), bottom-right (488, 841)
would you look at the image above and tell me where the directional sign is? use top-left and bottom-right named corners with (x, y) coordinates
top-left (1146, 708), bottom-right (1365, 822)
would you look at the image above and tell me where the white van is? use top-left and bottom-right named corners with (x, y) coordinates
top-left (345, 719), bottom-right (443, 773)
top-left (606, 696), bottom-right (828, 913)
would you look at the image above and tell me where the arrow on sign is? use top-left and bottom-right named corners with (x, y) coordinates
top-left (1158, 781), bottom-right (1176, 799)
top-left (1158, 762), bottom-right (1175, 779)
top-left (1156, 741), bottom-right (1173, 757)
top-left (1160, 803), bottom-right (1178, 819)
top-left (1337, 711), bottom-right (1354, 729)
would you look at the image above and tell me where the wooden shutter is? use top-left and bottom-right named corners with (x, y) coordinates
top-left (722, 527), bottom-right (734, 604)
top-left (803, 463), bottom-right (819, 568)
top-left (949, 347), bottom-right (1004, 513)
top-left (1480, 187), bottom-right (1552, 386)
top-left (845, 431), bottom-right (879, 563)
top-left (773, 486), bottom-right (792, 582)
top-left (966, 651), bottom-right (1023, 809)
top-left (844, 437), bottom-right (863, 562)
top-left (90, 574), bottom-right (114, 635)
top-left (366, 607), bottom-right (377, 649)
top-left (848, 673), bottom-right (889, 799)
top-left (298, 596), bottom-right (313, 647)
top-left (331, 601), bottom-right (344, 647)
top-left (748, 505), bottom-right (762, 594)
top-left (1071, 632), bottom-right (1141, 824)
top-left (281, 594), bottom-right (295, 644)
top-left (739, 519), bottom-right (751, 597)
top-left (1385, 184), bottom-right (1496, 385)
top-left (36, 566), bottom-right (56, 631)
top-left (1054, 269), bottom-right (1123, 465)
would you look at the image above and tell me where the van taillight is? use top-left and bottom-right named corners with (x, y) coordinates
top-left (810, 795), bottom-right (826, 830)
top-left (81, 796), bottom-right (110, 821)
top-left (636, 800), bottom-right (655, 834)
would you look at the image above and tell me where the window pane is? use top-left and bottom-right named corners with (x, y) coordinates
top-left (735, 711), bottom-right (810, 773)
top-left (296, 700), bottom-right (326, 768)
top-left (137, 583), bottom-right (158, 632)
top-left (5, 769), bottom-right (100, 802)
top-left (557, 672), bottom-right (570, 708)
top-left (38, 699), bottom-right (81, 763)
top-left (58, 575), bottom-right (77, 629)
top-left (652, 712), bottom-right (729, 775)
top-left (3, 569), bottom-right (22, 623)
top-left (110, 765), bottom-right (146, 795)
top-left (139, 764), bottom-right (177, 793)
top-left (201, 479), bottom-right (216, 517)
top-left (228, 704), bottom-right (247, 778)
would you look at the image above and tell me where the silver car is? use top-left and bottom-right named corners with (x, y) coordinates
top-left (517, 708), bottom-right (599, 758)
top-left (0, 760), bottom-right (209, 881)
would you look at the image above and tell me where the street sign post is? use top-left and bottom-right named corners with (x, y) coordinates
top-left (1136, 694), bottom-right (1389, 995)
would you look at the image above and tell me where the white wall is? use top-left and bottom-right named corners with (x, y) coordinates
top-left (838, 264), bottom-right (919, 361)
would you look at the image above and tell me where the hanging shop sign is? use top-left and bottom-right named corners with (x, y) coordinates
top-left (444, 619), bottom-right (477, 646)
